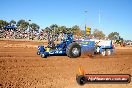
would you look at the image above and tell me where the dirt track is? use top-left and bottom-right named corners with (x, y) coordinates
top-left (0, 40), bottom-right (132, 88)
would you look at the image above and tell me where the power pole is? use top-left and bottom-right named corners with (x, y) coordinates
top-left (84, 11), bottom-right (87, 36)
top-left (28, 20), bottom-right (31, 40)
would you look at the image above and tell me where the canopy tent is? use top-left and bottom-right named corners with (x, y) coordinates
top-left (4, 25), bottom-right (16, 31)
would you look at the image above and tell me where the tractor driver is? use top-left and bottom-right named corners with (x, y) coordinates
top-left (56, 37), bottom-right (67, 50)
top-left (47, 39), bottom-right (55, 49)
top-left (61, 38), bottom-right (67, 50)
top-left (61, 33), bottom-right (73, 50)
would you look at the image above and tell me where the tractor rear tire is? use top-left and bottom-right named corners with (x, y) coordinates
top-left (76, 75), bottom-right (86, 85)
top-left (66, 42), bottom-right (81, 58)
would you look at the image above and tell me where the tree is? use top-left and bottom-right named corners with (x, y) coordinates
top-left (16, 19), bottom-right (29, 32)
top-left (0, 20), bottom-right (9, 29)
top-left (10, 20), bottom-right (16, 26)
top-left (92, 29), bottom-right (105, 39)
top-left (29, 23), bottom-right (40, 40)
top-left (71, 25), bottom-right (82, 36)
top-left (66, 28), bottom-right (72, 33)
top-left (50, 24), bottom-right (59, 34)
top-left (29, 23), bottom-right (40, 33)
top-left (81, 30), bottom-right (86, 36)
top-left (43, 27), bottom-right (50, 33)
top-left (59, 26), bottom-right (67, 33)
top-left (108, 32), bottom-right (120, 40)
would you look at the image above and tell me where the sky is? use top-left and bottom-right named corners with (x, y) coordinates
top-left (0, 0), bottom-right (132, 40)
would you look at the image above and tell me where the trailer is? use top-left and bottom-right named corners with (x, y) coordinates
top-left (92, 39), bottom-right (115, 56)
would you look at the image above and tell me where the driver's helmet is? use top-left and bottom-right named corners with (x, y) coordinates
top-left (61, 38), bottom-right (66, 43)
top-left (61, 34), bottom-right (67, 42)
top-left (63, 38), bottom-right (66, 42)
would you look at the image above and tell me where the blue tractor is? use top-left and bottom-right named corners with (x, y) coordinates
top-left (37, 33), bottom-right (95, 58)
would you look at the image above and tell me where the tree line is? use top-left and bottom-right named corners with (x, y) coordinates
top-left (0, 19), bottom-right (39, 33)
top-left (0, 19), bottom-right (122, 40)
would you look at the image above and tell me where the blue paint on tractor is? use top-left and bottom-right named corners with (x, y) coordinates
top-left (37, 33), bottom-right (95, 58)
top-left (37, 33), bottom-right (115, 58)
top-left (77, 40), bottom-right (95, 54)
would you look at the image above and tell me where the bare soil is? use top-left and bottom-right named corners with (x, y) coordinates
top-left (0, 40), bottom-right (132, 88)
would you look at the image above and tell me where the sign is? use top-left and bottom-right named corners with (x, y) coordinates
top-left (86, 26), bottom-right (91, 35)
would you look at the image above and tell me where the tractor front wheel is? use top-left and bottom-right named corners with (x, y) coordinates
top-left (37, 51), bottom-right (40, 55)
top-left (41, 53), bottom-right (47, 58)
